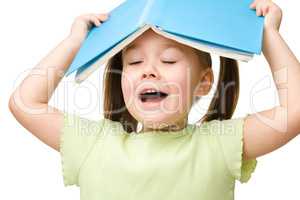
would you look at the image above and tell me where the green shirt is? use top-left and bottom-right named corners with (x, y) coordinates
top-left (60, 112), bottom-right (257, 200)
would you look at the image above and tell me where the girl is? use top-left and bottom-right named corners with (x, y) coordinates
top-left (8, 0), bottom-right (300, 199)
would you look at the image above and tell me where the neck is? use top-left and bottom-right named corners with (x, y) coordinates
top-left (140, 118), bottom-right (188, 133)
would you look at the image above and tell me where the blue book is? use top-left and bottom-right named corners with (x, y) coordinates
top-left (65, 0), bottom-right (264, 83)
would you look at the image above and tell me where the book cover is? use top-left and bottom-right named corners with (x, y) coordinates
top-left (65, 0), bottom-right (264, 83)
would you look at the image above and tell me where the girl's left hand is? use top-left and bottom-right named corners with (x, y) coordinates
top-left (250, 0), bottom-right (282, 31)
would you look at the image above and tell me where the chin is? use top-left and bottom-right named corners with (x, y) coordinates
top-left (127, 99), bottom-right (187, 126)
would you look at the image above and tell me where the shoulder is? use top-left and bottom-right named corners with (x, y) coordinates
top-left (62, 112), bottom-right (125, 136)
top-left (60, 112), bottom-right (125, 186)
top-left (194, 117), bottom-right (245, 137)
top-left (194, 117), bottom-right (257, 183)
top-left (197, 117), bottom-right (244, 128)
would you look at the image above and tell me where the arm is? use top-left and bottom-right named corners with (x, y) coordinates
top-left (8, 13), bottom-right (109, 151)
top-left (243, 0), bottom-right (300, 160)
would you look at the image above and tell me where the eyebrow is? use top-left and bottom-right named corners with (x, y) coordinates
top-left (123, 43), bottom-right (185, 54)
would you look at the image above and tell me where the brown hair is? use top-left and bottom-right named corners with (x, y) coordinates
top-left (103, 51), bottom-right (239, 133)
top-left (200, 56), bottom-right (240, 122)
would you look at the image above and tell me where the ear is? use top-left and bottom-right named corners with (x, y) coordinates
top-left (194, 68), bottom-right (214, 96)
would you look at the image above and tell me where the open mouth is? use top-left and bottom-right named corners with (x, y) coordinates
top-left (139, 89), bottom-right (169, 103)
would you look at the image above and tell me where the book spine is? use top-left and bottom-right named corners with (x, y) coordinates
top-left (137, 0), bottom-right (156, 27)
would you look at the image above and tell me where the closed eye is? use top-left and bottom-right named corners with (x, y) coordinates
top-left (128, 61), bottom-right (142, 65)
top-left (162, 61), bottom-right (177, 64)
top-left (128, 61), bottom-right (177, 65)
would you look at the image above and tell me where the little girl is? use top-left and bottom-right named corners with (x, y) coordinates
top-left (9, 0), bottom-right (300, 199)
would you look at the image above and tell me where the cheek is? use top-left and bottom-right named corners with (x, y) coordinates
top-left (121, 70), bottom-right (137, 106)
top-left (162, 67), bottom-right (194, 113)
top-left (121, 74), bottom-right (130, 99)
top-left (168, 66), bottom-right (192, 97)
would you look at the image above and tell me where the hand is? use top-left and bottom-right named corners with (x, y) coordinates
top-left (68, 13), bottom-right (109, 42)
top-left (250, 0), bottom-right (282, 31)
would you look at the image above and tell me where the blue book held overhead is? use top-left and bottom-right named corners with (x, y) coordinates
top-left (66, 0), bottom-right (264, 83)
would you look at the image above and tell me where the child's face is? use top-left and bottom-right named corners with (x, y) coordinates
top-left (121, 29), bottom-right (212, 131)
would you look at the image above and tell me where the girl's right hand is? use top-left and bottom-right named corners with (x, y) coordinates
top-left (68, 13), bottom-right (109, 42)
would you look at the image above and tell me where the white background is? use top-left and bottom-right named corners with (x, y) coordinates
top-left (1, 0), bottom-right (300, 199)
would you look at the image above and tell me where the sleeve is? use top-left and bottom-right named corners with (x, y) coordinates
top-left (213, 117), bottom-right (257, 184)
top-left (59, 112), bottom-right (106, 186)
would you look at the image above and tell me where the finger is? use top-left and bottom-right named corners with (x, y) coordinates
top-left (92, 16), bottom-right (102, 26)
top-left (261, 1), bottom-right (272, 16)
top-left (262, 6), bottom-right (269, 16)
top-left (256, 7), bottom-right (262, 16)
top-left (87, 15), bottom-right (101, 27)
top-left (250, 0), bottom-right (258, 9)
top-left (249, 2), bottom-right (256, 9)
top-left (255, 3), bottom-right (264, 16)
top-left (96, 13), bottom-right (109, 21)
top-left (260, 4), bottom-right (267, 16)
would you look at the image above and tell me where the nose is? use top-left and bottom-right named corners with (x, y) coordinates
top-left (141, 63), bottom-right (160, 79)
top-left (142, 73), bottom-right (156, 79)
